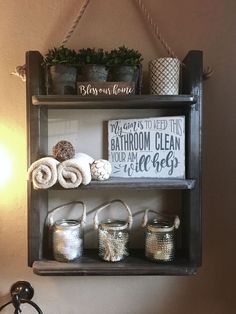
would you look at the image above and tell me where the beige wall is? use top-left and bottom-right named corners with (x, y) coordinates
top-left (0, 0), bottom-right (236, 313)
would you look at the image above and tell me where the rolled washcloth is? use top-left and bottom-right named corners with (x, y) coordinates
top-left (28, 157), bottom-right (59, 189)
top-left (57, 153), bottom-right (94, 189)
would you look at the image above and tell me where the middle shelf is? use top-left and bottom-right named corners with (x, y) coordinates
top-left (49, 178), bottom-right (195, 190)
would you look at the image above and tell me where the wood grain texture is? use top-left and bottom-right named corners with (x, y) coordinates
top-left (32, 94), bottom-right (197, 109)
top-left (77, 82), bottom-right (135, 96)
top-left (48, 178), bottom-right (195, 190)
top-left (27, 50), bottom-right (202, 275)
top-left (182, 50), bottom-right (203, 266)
top-left (33, 250), bottom-right (197, 276)
top-left (26, 51), bottom-right (49, 266)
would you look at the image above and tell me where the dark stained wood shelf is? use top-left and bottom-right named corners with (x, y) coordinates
top-left (26, 50), bottom-right (203, 276)
top-left (33, 250), bottom-right (197, 276)
top-left (32, 94), bottom-right (197, 109)
top-left (50, 178), bottom-right (196, 190)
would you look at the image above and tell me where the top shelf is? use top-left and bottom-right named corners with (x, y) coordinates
top-left (32, 94), bottom-right (197, 109)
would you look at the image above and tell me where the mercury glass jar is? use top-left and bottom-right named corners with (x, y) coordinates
top-left (142, 209), bottom-right (180, 262)
top-left (53, 219), bottom-right (84, 262)
top-left (145, 220), bottom-right (175, 262)
top-left (46, 201), bottom-right (86, 263)
top-left (98, 219), bottom-right (130, 262)
top-left (94, 200), bottom-right (133, 262)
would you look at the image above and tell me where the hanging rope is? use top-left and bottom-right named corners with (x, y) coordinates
top-left (134, 0), bottom-right (212, 79)
top-left (134, 0), bottom-right (178, 59)
top-left (11, 0), bottom-right (91, 81)
top-left (12, 0), bottom-right (212, 81)
top-left (61, 0), bottom-right (91, 46)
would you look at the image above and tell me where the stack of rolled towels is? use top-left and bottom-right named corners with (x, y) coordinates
top-left (27, 141), bottom-right (112, 190)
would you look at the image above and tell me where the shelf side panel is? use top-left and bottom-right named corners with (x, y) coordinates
top-left (182, 50), bottom-right (203, 266)
top-left (26, 51), bottom-right (48, 266)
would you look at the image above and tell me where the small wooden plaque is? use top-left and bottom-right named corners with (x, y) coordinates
top-left (77, 82), bottom-right (135, 96)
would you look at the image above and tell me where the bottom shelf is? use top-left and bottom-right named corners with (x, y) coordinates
top-left (33, 249), bottom-right (197, 276)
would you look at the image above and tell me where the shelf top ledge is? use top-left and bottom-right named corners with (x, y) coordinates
top-left (32, 94), bottom-right (197, 109)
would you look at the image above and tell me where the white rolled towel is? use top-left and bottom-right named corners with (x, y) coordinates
top-left (28, 157), bottom-right (59, 189)
top-left (57, 153), bottom-right (94, 189)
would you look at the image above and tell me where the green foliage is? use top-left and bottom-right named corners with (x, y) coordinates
top-left (78, 48), bottom-right (109, 65)
top-left (43, 46), bottom-right (79, 66)
top-left (42, 46), bottom-right (143, 69)
top-left (107, 46), bottom-right (143, 68)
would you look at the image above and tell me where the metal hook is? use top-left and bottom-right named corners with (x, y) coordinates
top-left (0, 281), bottom-right (43, 313)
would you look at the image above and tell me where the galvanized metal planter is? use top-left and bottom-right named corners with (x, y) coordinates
top-left (48, 64), bottom-right (78, 95)
top-left (108, 65), bottom-right (142, 94)
top-left (81, 64), bottom-right (108, 82)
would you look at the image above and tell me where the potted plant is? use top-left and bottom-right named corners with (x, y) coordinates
top-left (78, 48), bottom-right (109, 82)
top-left (107, 46), bottom-right (143, 85)
top-left (43, 46), bottom-right (79, 95)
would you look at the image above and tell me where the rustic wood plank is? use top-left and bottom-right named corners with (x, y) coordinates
top-left (26, 51), bottom-right (48, 266)
top-left (77, 82), bottom-right (135, 96)
top-left (182, 50), bottom-right (203, 266)
top-left (33, 250), bottom-right (197, 276)
top-left (32, 94), bottom-right (197, 109)
top-left (49, 178), bottom-right (195, 190)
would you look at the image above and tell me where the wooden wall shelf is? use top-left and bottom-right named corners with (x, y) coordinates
top-left (26, 50), bottom-right (202, 276)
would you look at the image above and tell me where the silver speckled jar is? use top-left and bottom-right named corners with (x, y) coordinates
top-left (145, 220), bottom-right (175, 262)
top-left (53, 219), bottom-right (83, 262)
top-left (98, 219), bottom-right (130, 262)
top-left (94, 200), bottom-right (133, 262)
top-left (142, 209), bottom-right (180, 262)
top-left (46, 201), bottom-right (86, 263)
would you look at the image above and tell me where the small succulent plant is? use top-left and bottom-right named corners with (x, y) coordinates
top-left (107, 46), bottom-right (143, 68)
top-left (78, 48), bottom-right (109, 65)
top-left (43, 46), bottom-right (79, 66)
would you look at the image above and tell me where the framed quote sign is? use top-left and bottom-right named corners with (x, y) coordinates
top-left (108, 116), bottom-right (185, 178)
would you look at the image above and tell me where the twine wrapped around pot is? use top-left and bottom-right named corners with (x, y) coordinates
top-left (149, 58), bottom-right (180, 95)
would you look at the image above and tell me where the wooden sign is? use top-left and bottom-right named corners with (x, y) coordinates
top-left (108, 116), bottom-right (185, 178)
top-left (77, 82), bottom-right (135, 96)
